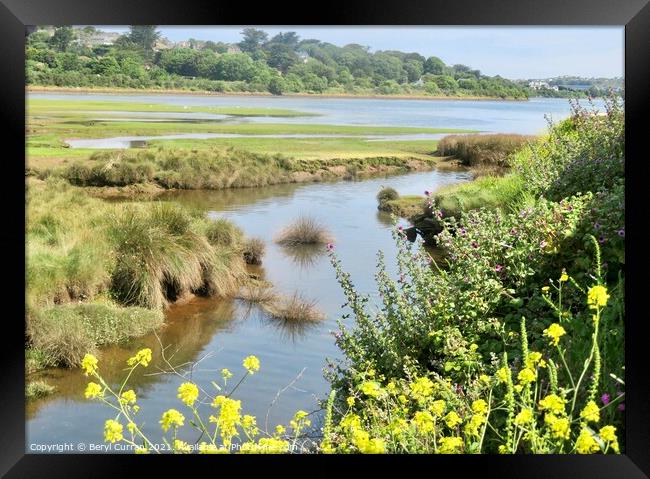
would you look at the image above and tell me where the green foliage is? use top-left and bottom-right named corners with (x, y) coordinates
top-left (26, 27), bottom-right (530, 98)
top-left (326, 97), bottom-right (625, 454)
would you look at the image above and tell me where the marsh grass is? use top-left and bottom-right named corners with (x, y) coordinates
top-left (264, 293), bottom-right (325, 324)
top-left (274, 216), bottom-right (334, 246)
top-left (437, 133), bottom-right (536, 168)
top-left (433, 174), bottom-right (526, 217)
top-left (27, 179), bottom-right (249, 368)
top-left (243, 237), bottom-right (266, 265)
top-left (27, 302), bottom-right (164, 367)
top-left (26, 380), bottom-right (56, 400)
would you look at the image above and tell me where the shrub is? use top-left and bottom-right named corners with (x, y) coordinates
top-left (376, 186), bottom-right (399, 210)
top-left (274, 216), bottom-right (334, 246)
top-left (513, 96), bottom-right (624, 200)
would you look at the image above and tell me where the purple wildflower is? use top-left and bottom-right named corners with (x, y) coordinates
top-left (618, 403), bottom-right (625, 412)
top-left (398, 225), bottom-right (403, 232)
top-left (601, 393), bottom-right (611, 405)
top-left (424, 190), bottom-right (431, 196)
top-left (326, 243), bottom-right (335, 251)
top-left (594, 222), bottom-right (601, 230)
top-left (495, 264), bottom-right (504, 273)
top-left (540, 240), bottom-right (548, 249)
top-left (471, 241), bottom-right (479, 249)
top-left (599, 235), bottom-right (606, 244)
top-left (459, 228), bottom-right (466, 236)
top-left (617, 228), bottom-right (625, 238)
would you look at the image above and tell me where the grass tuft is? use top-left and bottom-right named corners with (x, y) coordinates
top-left (275, 216), bottom-right (334, 246)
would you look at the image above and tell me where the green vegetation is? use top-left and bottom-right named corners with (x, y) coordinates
top-left (323, 95), bottom-right (625, 453)
top-left (274, 216), bottom-right (334, 246)
top-left (26, 380), bottom-right (56, 401)
top-left (29, 98), bottom-right (317, 117)
top-left (436, 133), bottom-right (537, 168)
top-left (27, 26), bottom-right (530, 99)
top-left (26, 178), bottom-right (250, 370)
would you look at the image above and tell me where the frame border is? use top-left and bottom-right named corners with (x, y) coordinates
top-left (2, 0), bottom-right (648, 476)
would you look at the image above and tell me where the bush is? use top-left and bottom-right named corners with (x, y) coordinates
top-left (243, 237), bottom-right (266, 265)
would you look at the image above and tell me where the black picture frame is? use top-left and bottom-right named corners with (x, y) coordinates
top-left (2, 0), bottom-right (648, 476)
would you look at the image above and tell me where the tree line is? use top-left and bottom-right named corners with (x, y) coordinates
top-left (27, 26), bottom-right (574, 99)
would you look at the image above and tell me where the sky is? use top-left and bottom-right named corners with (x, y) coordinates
top-left (96, 26), bottom-right (624, 80)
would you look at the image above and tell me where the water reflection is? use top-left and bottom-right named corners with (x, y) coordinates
top-left (278, 244), bottom-right (326, 270)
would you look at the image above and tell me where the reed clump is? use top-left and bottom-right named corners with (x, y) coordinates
top-left (274, 216), bottom-right (334, 246)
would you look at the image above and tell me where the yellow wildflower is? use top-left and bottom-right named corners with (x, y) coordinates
top-left (580, 401), bottom-right (600, 423)
top-left (560, 272), bottom-right (569, 282)
top-left (410, 376), bottom-right (434, 401)
top-left (438, 436), bottom-right (464, 454)
top-left (398, 394), bottom-right (408, 405)
top-left (542, 286), bottom-right (550, 293)
top-left (84, 382), bottom-right (103, 399)
top-left (498, 444), bottom-right (508, 454)
top-left (127, 422), bottom-right (137, 434)
top-left (496, 367), bottom-right (511, 384)
top-left (119, 389), bottom-right (137, 405)
top-left (599, 426), bottom-right (619, 453)
top-left (275, 424), bottom-right (286, 436)
top-left (221, 368), bottom-right (233, 380)
top-left (127, 348), bottom-right (152, 368)
top-left (525, 351), bottom-right (544, 369)
top-left (479, 374), bottom-right (491, 384)
top-left (242, 355), bottom-right (260, 374)
top-left (160, 408), bottom-right (185, 432)
top-left (413, 411), bottom-right (435, 433)
top-left (290, 410), bottom-right (311, 431)
top-left (81, 354), bottom-right (98, 376)
top-left (346, 396), bottom-right (355, 407)
top-left (514, 409), bottom-right (534, 426)
top-left (544, 414), bottom-right (570, 440)
top-left (177, 382), bottom-right (199, 407)
top-left (471, 399), bottom-right (488, 415)
top-left (210, 396), bottom-right (241, 444)
top-left (386, 381), bottom-right (397, 394)
top-left (134, 447), bottom-right (149, 454)
top-left (430, 399), bottom-right (446, 416)
top-left (517, 368), bottom-right (537, 385)
top-left (464, 414), bottom-right (486, 437)
top-left (538, 394), bottom-right (566, 414)
top-left (575, 428), bottom-right (600, 454)
top-left (599, 425), bottom-right (617, 442)
top-left (340, 414), bottom-right (361, 432)
top-left (444, 411), bottom-right (463, 429)
top-left (359, 380), bottom-right (385, 399)
top-left (104, 419), bottom-right (123, 443)
top-left (543, 323), bottom-right (566, 347)
top-left (587, 285), bottom-right (609, 310)
top-left (242, 415), bottom-right (258, 436)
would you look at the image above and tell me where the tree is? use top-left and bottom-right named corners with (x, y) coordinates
top-left (268, 76), bottom-right (286, 95)
top-left (268, 32), bottom-right (300, 50)
top-left (128, 26), bottom-right (160, 58)
top-left (49, 27), bottom-right (75, 52)
top-left (423, 56), bottom-right (445, 75)
top-left (404, 59), bottom-right (423, 83)
top-left (265, 43), bottom-right (299, 74)
top-left (239, 28), bottom-right (268, 55)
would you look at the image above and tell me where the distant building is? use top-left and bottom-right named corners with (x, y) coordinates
top-left (226, 45), bottom-right (241, 54)
top-left (74, 28), bottom-right (121, 47)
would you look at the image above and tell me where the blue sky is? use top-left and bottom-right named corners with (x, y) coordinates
top-left (96, 26), bottom-right (623, 80)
